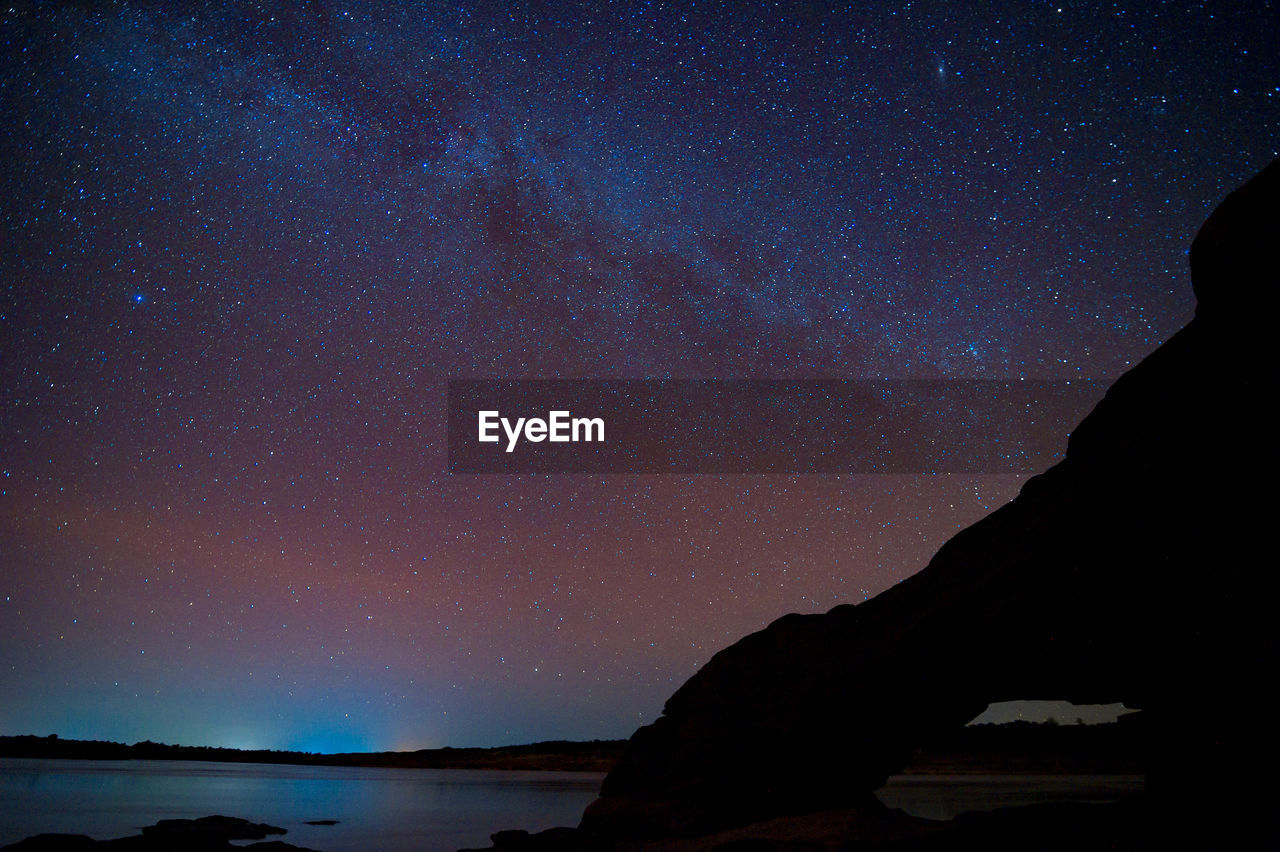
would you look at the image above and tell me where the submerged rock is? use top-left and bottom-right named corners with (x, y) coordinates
top-left (140, 815), bottom-right (286, 841)
top-left (1, 815), bottom-right (319, 852)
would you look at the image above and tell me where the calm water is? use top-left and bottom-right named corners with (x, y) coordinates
top-left (876, 772), bottom-right (1144, 821)
top-left (0, 759), bottom-right (604, 851)
top-left (0, 760), bottom-right (1144, 850)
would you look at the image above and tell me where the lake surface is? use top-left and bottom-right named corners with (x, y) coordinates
top-left (0, 759), bottom-right (604, 851)
top-left (875, 772), bottom-right (1144, 821)
top-left (0, 760), bottom-right (1144, 850)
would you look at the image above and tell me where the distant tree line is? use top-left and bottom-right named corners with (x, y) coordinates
top-left (0, 734), bottom-right (627, 772)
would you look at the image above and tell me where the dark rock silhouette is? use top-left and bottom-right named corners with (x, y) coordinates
top-left (0, 816), bottom-right (318, 852)
top-left (560, 159), bottom-right (1280, 848)
top-left (139, 815), bottom-right (287, 842)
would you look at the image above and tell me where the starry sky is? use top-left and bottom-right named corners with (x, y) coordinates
top-left (1, 1), bottom-right (1277, 751)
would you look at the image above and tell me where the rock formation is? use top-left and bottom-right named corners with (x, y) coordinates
top-left (0, 816), bottom-right (319, 852)
top-left (563, 158), bottom-right (1280, 848)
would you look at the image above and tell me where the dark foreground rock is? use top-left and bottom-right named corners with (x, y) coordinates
top-left (468, 798), bottom-right (1159, 851)
top-left (140, 815), bottom-right (287, 842)
top-left (1, 816), bottom-right (320, 852)
top-left (471, 159), bottom-right (1280, 850)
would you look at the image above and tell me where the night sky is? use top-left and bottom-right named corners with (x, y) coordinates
top-left (2, 1), bottom-right (1277, 751)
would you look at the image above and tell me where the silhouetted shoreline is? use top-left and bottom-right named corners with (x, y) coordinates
top-left (0, 716), bottom-right (1141, 776)
top-left (0, 735), bottom-right (625, 773)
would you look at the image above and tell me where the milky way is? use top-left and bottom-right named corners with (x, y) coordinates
top-left (1, 1), bottom-right (1277, 750)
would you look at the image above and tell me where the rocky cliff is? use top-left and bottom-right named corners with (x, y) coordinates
top-left (484, 159), bottom-right (1280, 850)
